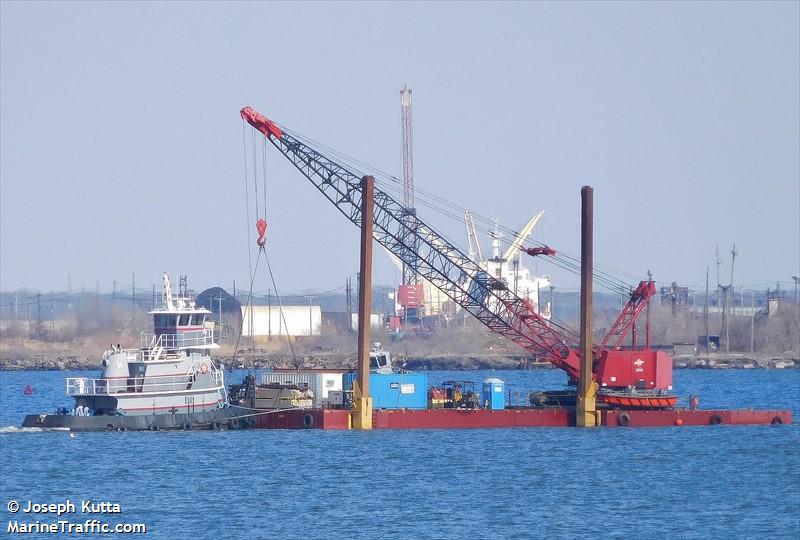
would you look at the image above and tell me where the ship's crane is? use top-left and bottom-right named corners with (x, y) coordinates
top-left (503, 211), bottom-right (543, 262)
top-left (241, 106), bottom-right (673, 402)
top-left (464, 210), bottom-right (483, 263)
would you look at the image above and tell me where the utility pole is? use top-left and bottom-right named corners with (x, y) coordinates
top-left (729, 244), bottom-right (739, 316)
top-left (739, 287), bottom-right (743, 318)
top-left (95, 280), bottom-right (100, 328)
top-left (346, 276), bottom-right (353, 332)
top-left (750, 289), bottom-right (755, 353)
top-left (36, 293), bottom-right (42, 339)
top-left (308, 296), bottom-right (313, 337)
top-left (536, 282), bottom-right (541, 316)
top-left (645, 270), bottom-right (652, 350)
top-left (720, 284), bottom-right (731, 353)
top-left (715, 245), bottom-right (722, 316)
top-left (704, 266), bottom-right (709, 354)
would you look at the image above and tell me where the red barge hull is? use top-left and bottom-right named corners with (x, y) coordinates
top-left (254, 408), bottom-right (791, 430)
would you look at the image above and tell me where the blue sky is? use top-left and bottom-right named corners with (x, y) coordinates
top-left (1, 1), bottom-right (798, 296)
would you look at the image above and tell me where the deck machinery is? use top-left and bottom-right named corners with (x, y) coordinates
top-left (239, 106), bottom-right (791, 429)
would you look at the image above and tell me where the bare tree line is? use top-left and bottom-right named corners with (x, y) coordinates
top-left (1, 289), bottom-right (798, 358)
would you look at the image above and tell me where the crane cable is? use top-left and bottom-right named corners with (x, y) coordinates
top-left (281, 126), bottom-right (638, 296)
top-left (230, 248), bottom-right (263, 370)
top-left (238, 120), bottom-right (298, 368)
top-left (241, 122), bottom-right (253, 288)
top-left (372, 176), bottom-right (632, 295)
top-left (257, 132), bottom-right (298, 364)
top-left (278, 126), bottom-right (584, 342)
top-left (283, 128), bottom-right (615, 341)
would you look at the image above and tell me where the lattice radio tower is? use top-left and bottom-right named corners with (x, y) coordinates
top-left (401, 85), bottom-right (417, 285)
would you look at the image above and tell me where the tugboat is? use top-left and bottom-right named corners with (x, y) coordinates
top-left (22, 274), bottom-right (249, 431)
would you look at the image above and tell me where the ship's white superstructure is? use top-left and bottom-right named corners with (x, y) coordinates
top-left (382, 212), bottom-right (553, 320)
top-left (64, 273), bottom-right (226, 418)
top-left (482, 215), bottom-right (552, 319)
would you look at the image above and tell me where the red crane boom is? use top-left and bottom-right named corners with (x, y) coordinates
top-left (601, 280), bottom-right (657, 350)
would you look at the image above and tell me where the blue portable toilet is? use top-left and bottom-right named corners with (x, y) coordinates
top-left (482, 378), bottom-right (505, 410)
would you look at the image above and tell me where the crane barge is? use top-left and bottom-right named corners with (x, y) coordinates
top-left (239, 106), bottom-right (791, 429)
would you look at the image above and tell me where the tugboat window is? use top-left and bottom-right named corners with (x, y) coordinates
top-left (179, 315), bottom-right (190, 326)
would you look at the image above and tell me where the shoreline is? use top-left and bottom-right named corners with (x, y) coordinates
top-left (1, 353), bottom-right (796, 371)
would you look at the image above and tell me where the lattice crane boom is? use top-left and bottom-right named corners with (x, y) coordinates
top-left (240, 106), bottom-right (581, 380)
top-left (600, 280), bottom-right (657, 350)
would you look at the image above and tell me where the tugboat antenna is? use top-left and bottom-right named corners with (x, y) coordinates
top-left (162, 273), bottom-right (175, 311)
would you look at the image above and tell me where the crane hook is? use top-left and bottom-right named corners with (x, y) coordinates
top-left (256, 218), bottom-right (268, 247)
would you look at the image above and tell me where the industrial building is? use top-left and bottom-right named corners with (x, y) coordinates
top-left (240, 305), bottom-right (322, 337)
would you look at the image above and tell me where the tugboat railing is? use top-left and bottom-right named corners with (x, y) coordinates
top-left (139, 329), bottom-right (215, 353)
top-left (66, 372), bottom-right (223, 396)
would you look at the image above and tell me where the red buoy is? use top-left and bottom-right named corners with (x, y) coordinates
top-left (23, 384), bottom-right (33, 396)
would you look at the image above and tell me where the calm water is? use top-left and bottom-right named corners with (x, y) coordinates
top-left (1, 368), bottom-right (798, 539)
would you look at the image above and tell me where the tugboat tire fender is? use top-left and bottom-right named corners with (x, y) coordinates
top-left (182, 422), bottom-right (191, 431)
top-left (302, 413), bottom-right (315, 429)
top-left (148, 424), bottom-right (159, 431)
top-left (229, 418), bottom-right (241, 429)
top-left (771, 416), bottom-right (783, 425)
top-left (709, 414), bottom-right (723, 425)
top-left (617, 413), bottom-right (631, 427)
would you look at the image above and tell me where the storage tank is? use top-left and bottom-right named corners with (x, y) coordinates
top-left (482, 378), bottom-right (505, 410)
